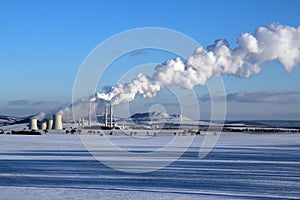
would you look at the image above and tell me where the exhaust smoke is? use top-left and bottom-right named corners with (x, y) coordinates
top-left (95, 24), bottom-right (300, 105)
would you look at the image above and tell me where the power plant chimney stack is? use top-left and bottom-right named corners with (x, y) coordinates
top-left (105, 104), bottom-right (108, 127)
top-left (88, 101), bottom-right (92, 127)
top-left (110, 103), bottom-right (113, 128)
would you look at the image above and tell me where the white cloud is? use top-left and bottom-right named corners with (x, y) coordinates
top-left (200, 90), bottom-right (300, 104)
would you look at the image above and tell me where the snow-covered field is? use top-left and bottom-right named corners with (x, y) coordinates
top-left (0, 133), bottom-right (300, 199)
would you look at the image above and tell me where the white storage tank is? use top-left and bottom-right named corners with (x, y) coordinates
top-left (30, 118), bottom-right (38, 130)
top-left (53, 114), bottom-right (63, 130)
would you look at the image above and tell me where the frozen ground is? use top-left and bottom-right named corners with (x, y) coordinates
top-left (0, 133), bottom-right (300, 199)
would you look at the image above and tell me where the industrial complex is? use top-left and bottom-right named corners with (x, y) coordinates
top-left (30, 114), bottom-right (63, 130)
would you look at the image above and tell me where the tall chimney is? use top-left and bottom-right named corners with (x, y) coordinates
top-left (88, 101), bottom-right (92, 127)
top-left (110, 103), bottom-right (113, 128)
top-left (105, 104), bottom-right (108, 127)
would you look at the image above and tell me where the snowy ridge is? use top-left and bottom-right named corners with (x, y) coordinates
top-left (130, 111), bottom-right (195, 124)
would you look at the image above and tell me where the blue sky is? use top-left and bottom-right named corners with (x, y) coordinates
top-left (1, 0), bottom-right (300, 119)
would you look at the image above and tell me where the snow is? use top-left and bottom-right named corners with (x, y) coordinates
top-left (0, 133), bottom-right (300, 199)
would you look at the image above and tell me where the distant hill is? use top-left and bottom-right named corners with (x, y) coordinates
top-left (222, 120), bottom-right (300, 128)
top-left (131, 111), bottom-right (168, 121)
top-left (0, 113), bottom-right (45, 127)
top-left (0, 115), bottom-right (21, 126)
top-left (130, 111), bottom-right (193, 124)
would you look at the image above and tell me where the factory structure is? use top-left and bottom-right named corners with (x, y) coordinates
top-left (16, 99), bottom-right (300, 135)
top-left (29, 100), bottom-right (118, 131)
top-left (30, 114), bottom-right (63, 131)
top-left (80, 102), bottom-right (117, 130)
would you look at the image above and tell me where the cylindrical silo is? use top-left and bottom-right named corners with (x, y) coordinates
top-left (47, 119), bottom-right (53, 130)
top-left (40, 122), bottom-right (47, 130)
top-left (30, 118), bottom-right (38, 130)
top-left (53, 114), bottom-right (63, 130)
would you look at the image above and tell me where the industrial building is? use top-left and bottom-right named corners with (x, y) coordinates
top-left (29, 114), bottom-right (63, 131)
top-left (84, 102), bottom-right (117, 130)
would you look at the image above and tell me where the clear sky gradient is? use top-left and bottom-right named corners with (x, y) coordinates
top-left (1, 0), bottom-right (300, 119)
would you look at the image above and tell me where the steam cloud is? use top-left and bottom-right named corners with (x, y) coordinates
top-left (96, 24), bottom-right (300, 105)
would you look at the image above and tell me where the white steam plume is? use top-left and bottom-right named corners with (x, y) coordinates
top-left (97, 24), bottom-right (300, 105)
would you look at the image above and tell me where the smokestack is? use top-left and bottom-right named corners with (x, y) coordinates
top-left (105, 104), bottom-right (108, 127)
top-left (88, 101), bottom-right (92, 127)
top-left (110, 103), bottom-right (113, 128)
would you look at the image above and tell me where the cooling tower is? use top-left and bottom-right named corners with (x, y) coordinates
top-left (30, 118), bottom-right (38, 130)
top-left (47, 119), bottom-right (53, 129)
top-left (53, 114), bottom-right (63, 130)
top-left (41, 122), bottom-right (47, 130)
